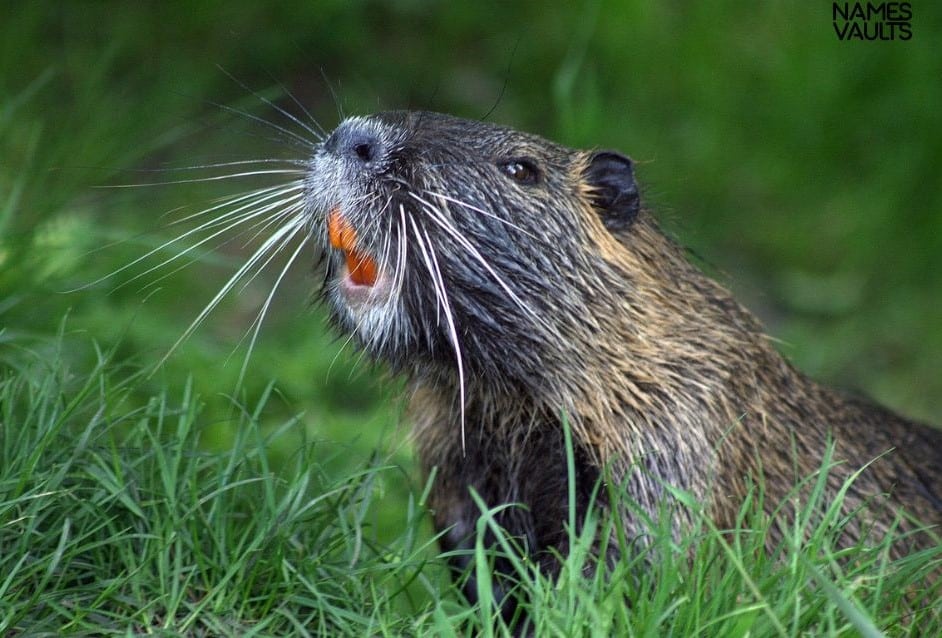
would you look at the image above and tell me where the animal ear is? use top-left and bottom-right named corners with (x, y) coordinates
top-left (583, 151), bottom-right (640, 230)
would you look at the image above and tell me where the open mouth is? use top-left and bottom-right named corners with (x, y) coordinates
top-left (327, 206), bottom-right (379, 287)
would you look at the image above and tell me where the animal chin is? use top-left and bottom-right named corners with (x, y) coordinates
top-left (327, 206), bottom-right (378, 287)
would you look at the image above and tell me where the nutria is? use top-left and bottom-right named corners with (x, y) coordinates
top-left (303, 110), bottom-right (942, 603)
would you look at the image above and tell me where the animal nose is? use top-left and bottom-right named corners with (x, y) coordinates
top-left (324, 122), bottom-right (383, 166)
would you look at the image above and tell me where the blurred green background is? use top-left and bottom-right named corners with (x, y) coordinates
top-left (2, 0), bottom-right (940, 508)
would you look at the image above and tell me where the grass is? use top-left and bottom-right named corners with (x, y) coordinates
top-left (0, 338), bottom-right (446, 635)
top-left (2, 2), bottom-right (940, 635)
top-left (2, 341), bottom-right (939, 635)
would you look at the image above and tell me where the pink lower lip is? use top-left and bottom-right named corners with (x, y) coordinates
top-left (337, 263), bottom-right (391, 305)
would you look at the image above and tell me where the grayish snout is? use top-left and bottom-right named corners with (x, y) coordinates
top-left (324, 119), bottom-right (385, 167)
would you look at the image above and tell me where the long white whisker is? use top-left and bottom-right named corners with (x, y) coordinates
top-left (326, 327), bottom-right (362, 385)
top-left (135, 197), bottom-right (304, 294)
top-left (394, 203), bottom-right (409, 302)
top-left (234, 222), bottom-right (309, 388)
top-left (274, 78), bottom-right (328, 139)
top-left (225, 214), bottom-right (308, 300)
top-left (215, 65), bottom-right (324, 143)
top-left (170, 182), bottom-right (305, 226)
top-left (204, 98), bottom-right (317, 150)
top-left (227, 211), bottom-right (308, 333)
top-left (408, 191), bottom-right (553, 335)
top-left (156, 215), bottom-right (307, 368)
top-left (424, 189), bottom-right (541, 241)
top-left (237, 206), bottom-right (308, 292)
top-left (382, 199), bottom-right (410, 352)
top-left (375, 200), bottom-right (396, 299)
top-left (237, 198), bottom-right (306, 249)
top-left (68, 184), bottom-right (298, 293)
top-left (409, 214), bottom-right (467, 453)
top-left (109, 189), bottom-right (305, 292)
top-left (100, 169), bottom-right (305, 189)
top-left (256, 67), bottom-right (329, 141)
top-left (119, 158), bottom-right (308, 174)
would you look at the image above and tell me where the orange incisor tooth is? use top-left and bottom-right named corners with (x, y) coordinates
top-left (346, 249), bottom-right (378, 286)
top-left (327, 207), bottom-right (350, 250)
top-left (327, 207), bottom-right (378, 286)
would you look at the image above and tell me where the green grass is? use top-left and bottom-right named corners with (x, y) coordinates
top-left (2, 2), bottom-right (941, 635)
top-left (2, 344), bottom-right (939, 635)
top-left (0, 339), bottom-right (446, 635)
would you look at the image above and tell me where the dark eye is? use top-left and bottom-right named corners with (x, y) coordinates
top-left (498, 159), bottom-right (540, 185)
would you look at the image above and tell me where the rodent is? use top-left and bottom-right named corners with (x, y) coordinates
top-left (303, 110), bottom-right (942, 606)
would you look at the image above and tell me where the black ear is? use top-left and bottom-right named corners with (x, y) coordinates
top-left (584, 151), bottom-right (640, 230)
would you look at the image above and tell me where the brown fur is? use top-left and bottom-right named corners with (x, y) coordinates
top-left (412, 208), bottom-right (942, 551)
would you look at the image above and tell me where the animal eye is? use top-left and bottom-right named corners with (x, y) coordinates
top-left (498, 159), bottom-right (540, 185)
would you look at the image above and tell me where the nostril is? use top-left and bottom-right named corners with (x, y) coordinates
top-left (325, 123), bottom-right (384, 166)
top-left (353, 141), bottom-right (375, 163)
top-left (346, 131), bottom-right (382, 165)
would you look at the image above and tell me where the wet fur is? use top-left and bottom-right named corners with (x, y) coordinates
top-left (303, 111), bottom-right (942, 605)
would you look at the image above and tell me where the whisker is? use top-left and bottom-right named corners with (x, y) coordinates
top-left (156, 215), bottom-right (308, 369)
top-left (111, 158), bottom-right (308, 174)
top-left (394, 202), bottom-right (409, 301)
top-left (168, 184), bottom-right (304, 234)
top-left (320, 69), bottom-right (346, 122)
top-left (388, 212), bottom-right (406, 349)
top-left (216, 65), bottom-right (325, 143)
top-left (375, 200), bottom-right (396, 296)
top-left (408, 191), bottom-right (553, 336)
top-left (258, 68), bottom-right (329, 140)
top-left (409, 214), bottom-right (467, 452)
top-left (97, 187), bottom-right (304, 293)
top-left (233, 221), bottom-right (310, 387)
top-left (171, 182), bottom-right (305, 226)
top-left (99, 169), bottom-right (305, 189)
top-left (274, 79), bottom-right (328, 140)
top-left (424, 189), bottom-right (541, 241)
top-left (203, 98), bottom-right (316, 151)
top-left (155, 194), bottom-right (302, 284)
top-left (326, 325), bottom-right (362, 385)
top-left (348, 341), bottom-right (374, 381)
top-left (237, 197), bottom-right (306, 249)
top-left (236, 206), bottom-right (307, 292)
